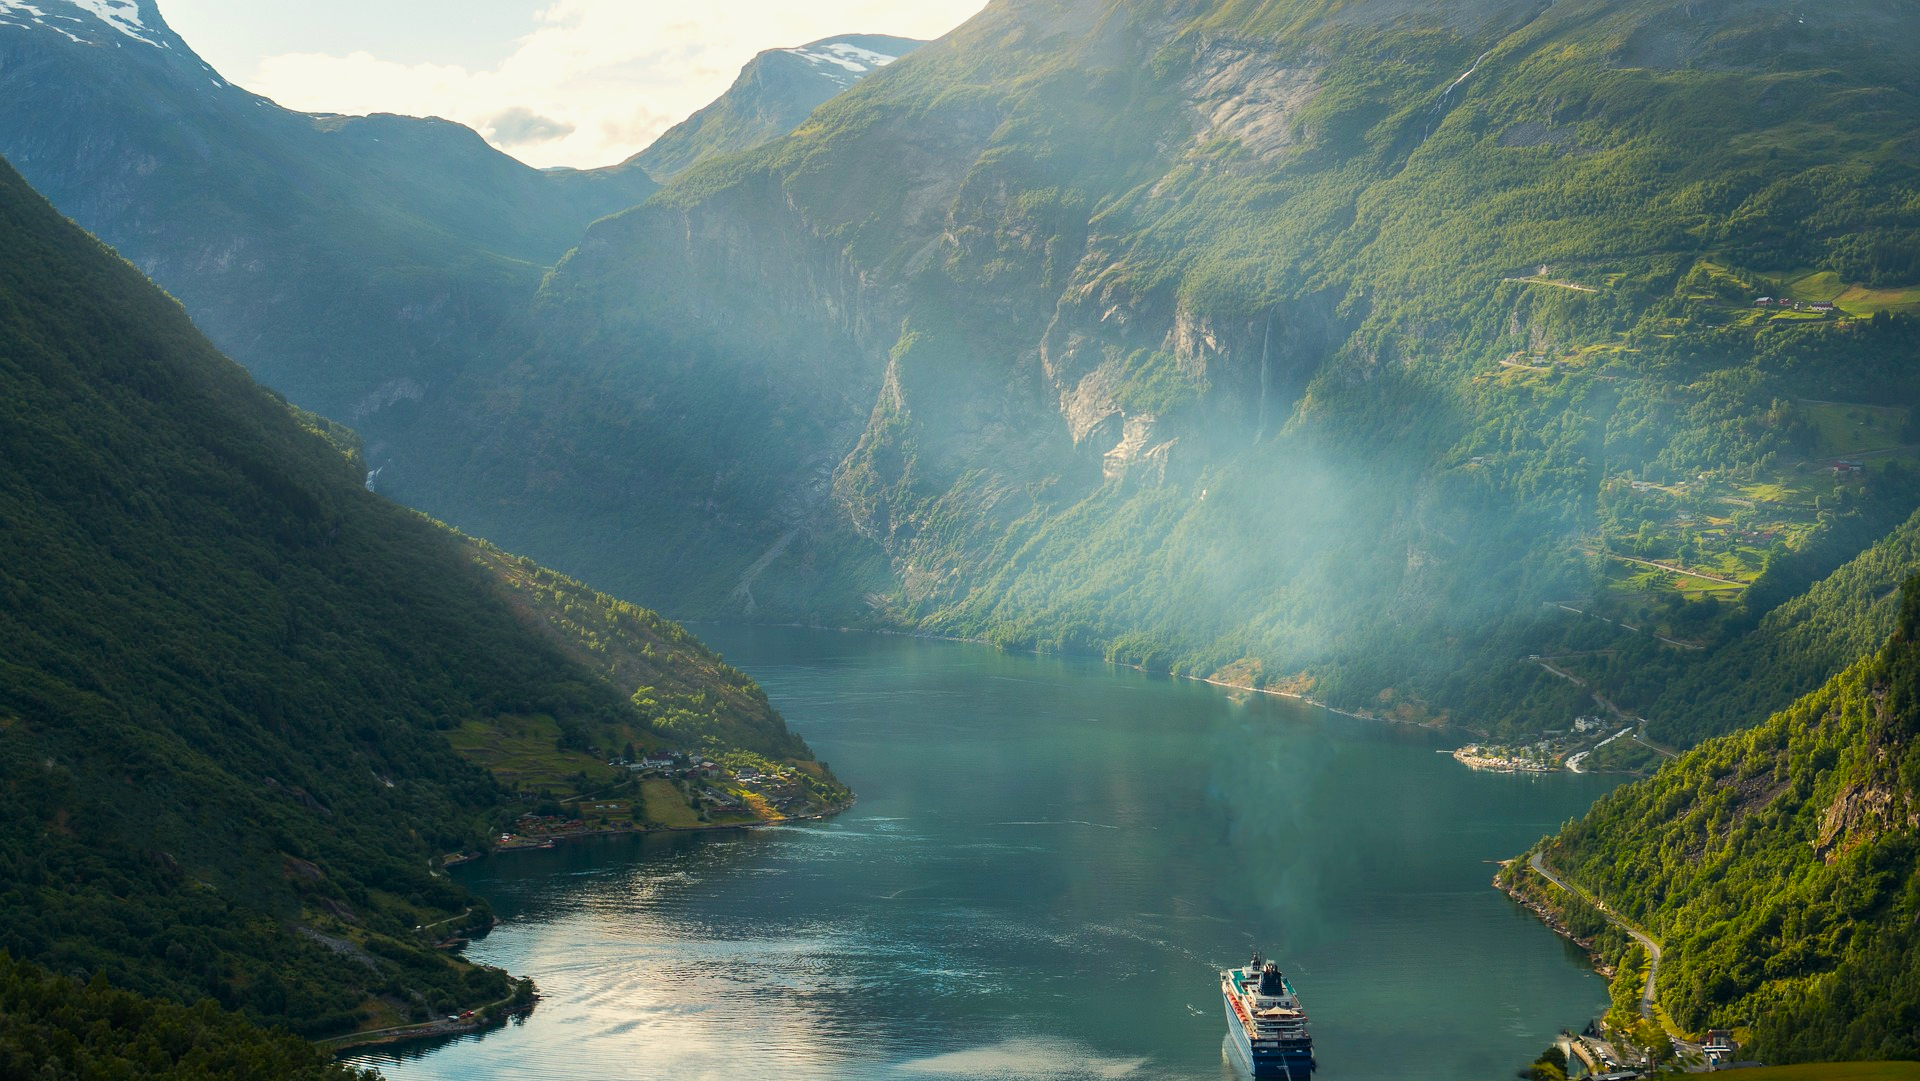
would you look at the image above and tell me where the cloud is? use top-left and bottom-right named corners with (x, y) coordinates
top-left (238, 1), bottom-right (988, 168)
top-left (485, 105), bottom-right (575, 145)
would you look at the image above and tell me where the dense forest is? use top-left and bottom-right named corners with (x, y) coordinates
top-left (0, 150), bottom-right (837, 1047)
top-left (1511, 577), bottom-right (1920, 1061)
top-left (0, 953), bottom-right (373, 1081)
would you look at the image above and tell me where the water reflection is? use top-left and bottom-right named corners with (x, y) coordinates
top-left (352, 628), bottom-right (1618, 1081)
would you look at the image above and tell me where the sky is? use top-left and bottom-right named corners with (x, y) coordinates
top-left (156, 0), bottom-right (987, 169)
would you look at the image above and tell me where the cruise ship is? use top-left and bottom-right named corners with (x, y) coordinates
top-left (1221, 953), bottom-right (1315, 1077)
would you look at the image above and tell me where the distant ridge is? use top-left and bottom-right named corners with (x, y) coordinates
top-left (0, 0), bottom-right (657, 423)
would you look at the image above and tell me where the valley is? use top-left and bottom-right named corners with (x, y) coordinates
top-left (347, 627), bottom-right (1625, 1081)
top-left (1, 0), bottom-right (1919, 1075)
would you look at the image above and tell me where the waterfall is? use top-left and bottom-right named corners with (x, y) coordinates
top-left (1254, 314), bottom-right (1273, 445)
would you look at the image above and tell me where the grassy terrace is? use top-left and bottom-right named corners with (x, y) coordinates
top-left (1776, 269), bottom-right (1920, 316)
top-left (1585, 395), bottom-right (1916, 636)
top-left (444, 713), bottom-right (633, 796)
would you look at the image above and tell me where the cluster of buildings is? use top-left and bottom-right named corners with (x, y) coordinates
top-left (612, 750), bottom-right (723, 780)
top-left (606, 750), bottom-right (820, 818)
top-left (1753, 296), bottom-right (1836, 313)
top-left (1566, 1022), bottom-right (1753, 1075)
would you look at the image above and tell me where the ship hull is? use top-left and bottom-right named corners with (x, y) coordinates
top-left (1223, 994), bottom-right (1315, 1077)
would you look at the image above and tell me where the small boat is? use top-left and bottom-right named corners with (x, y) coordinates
top-left (1222, 952), bottom-right (1315, 1077)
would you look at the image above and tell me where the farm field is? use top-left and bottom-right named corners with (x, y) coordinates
top-left (445, 714), bottom-right (625, 795)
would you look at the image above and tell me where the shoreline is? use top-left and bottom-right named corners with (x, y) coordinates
top-left (1190, 673), bottom-right (1447, 729)
top-left (487, 794), bottom-right (857, 854)
top-left (1494, 859), bottom-right (1616, 978)
top-left (691, 620), bottom-right (1678, 777)
top-left (694, 617), bottom-right (1453, 733)
top-left (321, 992), bottom-right (533, 1055)
top-left (327, 797), bottom-right (856, 1055)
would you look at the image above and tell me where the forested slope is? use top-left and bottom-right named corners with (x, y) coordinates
top-left (0, 153), bottom-right (830, 1043)
top-left (1519, 580), bottom-right (1920, 1061)
top-left (0, 954), bottom-right (371, 1081)
top-left (12, 0), bottom-right (1920, 747)
top-left (1646, 509), bottom-right (1920, 747)
top-left (381, 0), bottom-right (1920, 740)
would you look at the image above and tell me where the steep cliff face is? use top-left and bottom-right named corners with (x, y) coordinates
top-left (442, 0), bottom-right (1393, 653)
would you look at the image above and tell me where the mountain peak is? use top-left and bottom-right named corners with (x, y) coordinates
top-left (631, 31), bottom-right (926, 180)
top-left (0, 0), bottom-right (171, 48)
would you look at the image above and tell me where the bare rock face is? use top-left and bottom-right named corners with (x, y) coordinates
top-left (1814, 780), bottom-right (1900, 861)
top-left (1182, 44), bottom-right (1318, 165)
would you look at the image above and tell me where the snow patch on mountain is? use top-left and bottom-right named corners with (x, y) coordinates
top-left (70, 0), bottom-right (160, 45)
top-left (783, 41), bottom-right (901, 85)
top-left (0, 0), bottom-right (163, 45)
top-left (0, 1), bottom-right (83, 42)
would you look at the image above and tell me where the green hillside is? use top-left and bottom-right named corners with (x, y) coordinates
top-left (1512, 578), bottom-right (1920, 1061)
top-left (0, 954), bottom-right (370, 1081)
top-left (376, 0), bottom-right (1920, 743)
top-left (1645, 507), bottom-right (1920, 746)
top-left (0, 151), bottom-right (837, 1048)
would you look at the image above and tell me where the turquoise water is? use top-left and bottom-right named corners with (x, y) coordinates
top-left (350, 627), bottom-right (1620, 1081)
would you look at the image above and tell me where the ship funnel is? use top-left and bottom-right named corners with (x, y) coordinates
top-left (1258, 962), bottom-right (1284, 996)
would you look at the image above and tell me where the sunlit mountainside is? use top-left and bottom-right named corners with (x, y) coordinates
top-left (394, 0), bottom-right (1920, 750)
top-left (1508, 580), bottom-right (1920, 1062)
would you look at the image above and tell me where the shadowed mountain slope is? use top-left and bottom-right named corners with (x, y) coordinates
top-left (0, 152), bottom-right (825, 1039)
top-left (0, 0), bottom-right (656, 423)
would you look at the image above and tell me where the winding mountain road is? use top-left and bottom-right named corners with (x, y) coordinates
top-left (1529, 852), bottom-right (1710, 1067)
top-left (1529, 852), bottom-right (1663, 1016)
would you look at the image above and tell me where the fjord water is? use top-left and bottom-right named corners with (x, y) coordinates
top-left (354, 628), bottom-right (1620, 1081)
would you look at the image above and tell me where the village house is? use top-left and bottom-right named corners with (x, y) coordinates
top-left (1703, 1030), bottom-right (1737, 1067)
